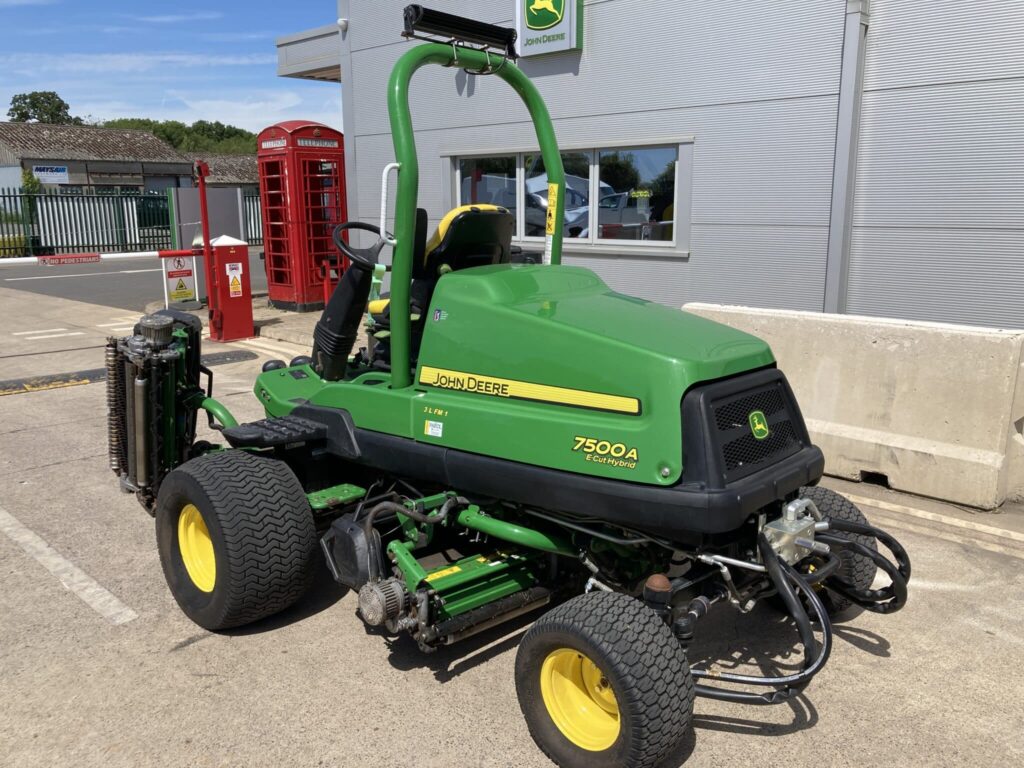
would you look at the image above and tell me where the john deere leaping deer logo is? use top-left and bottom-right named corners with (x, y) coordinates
top-left (526, 0), bottom-right (564, 30)
top-left (749, 410), bottom-right (770, 440)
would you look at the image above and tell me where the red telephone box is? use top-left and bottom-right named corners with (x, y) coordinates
top-left (257, 121), bottom-right (348, 312)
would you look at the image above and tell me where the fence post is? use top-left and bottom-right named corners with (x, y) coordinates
top-left (19, 187), bottom-right (35, 257)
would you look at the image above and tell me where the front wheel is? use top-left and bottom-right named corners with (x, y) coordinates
top-left (155, 450), bottom-right (317, 630)
top-left (515, 591), bottom-right (694, 768)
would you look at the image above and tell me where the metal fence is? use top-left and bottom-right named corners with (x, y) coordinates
top-left (0, 187), bottom-right (172, 257)
top-left (242, 193), bottom-right (263, 245)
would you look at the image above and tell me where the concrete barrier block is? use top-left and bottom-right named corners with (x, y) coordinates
top-left (683, 303), bottom-right (1024, 509)
top-left (1008, 359), bottom-right (1024, 502)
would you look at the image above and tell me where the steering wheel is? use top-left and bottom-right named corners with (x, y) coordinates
top-left (332, 221), bottom-right (394, 269)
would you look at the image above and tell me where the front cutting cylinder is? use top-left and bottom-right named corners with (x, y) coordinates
top-left (106, 311), bottom-right (204, 511)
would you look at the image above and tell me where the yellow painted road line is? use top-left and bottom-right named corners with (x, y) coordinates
top-left (0, 378), bottom-right (92, 397)
top-left (0, 506), bottom-right (138, 625)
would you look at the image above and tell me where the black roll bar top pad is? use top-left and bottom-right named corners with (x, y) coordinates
top-left (403, 5), bottom-right (518, 60)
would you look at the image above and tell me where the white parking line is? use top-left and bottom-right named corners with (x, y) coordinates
top-left (0, 506), bottom-right (138, 625)
top-left (12, 328), bottom-right (67, 335)
top-left (4, 268), bottom-right (161, 282)
top-left (21, 331), bottom-right (86, 341)
top-left (843, 492), bottom-right (1024, 544)
top-left (96, 321), bottom-right (136, 327)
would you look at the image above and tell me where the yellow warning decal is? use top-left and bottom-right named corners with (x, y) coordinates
top-left (419, 366), bottom-right (640, 415)
top-left (425, 565), bottom-right (462, 582)
top-left (545, 182), bottom-right (559, 235)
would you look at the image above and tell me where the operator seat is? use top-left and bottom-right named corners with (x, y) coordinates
top-left (368, 205), bottom-right (514, 350)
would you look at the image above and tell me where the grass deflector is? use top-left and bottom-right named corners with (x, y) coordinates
top-left (105, 6), bottom-right (910, 766)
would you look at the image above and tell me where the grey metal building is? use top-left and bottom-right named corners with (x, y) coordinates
top-left (278, 1), bottom-right (1024, 329)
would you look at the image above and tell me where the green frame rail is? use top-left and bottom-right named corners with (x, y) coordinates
top-left (385, 43), bottom-right (567, 388)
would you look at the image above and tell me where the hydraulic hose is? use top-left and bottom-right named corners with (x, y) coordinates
top-left (818, 519), bottom-right (910, 614)
top-left (692, 533), bottom-right (833, 705)
top-left (362, 496), bottom-right (467, 542)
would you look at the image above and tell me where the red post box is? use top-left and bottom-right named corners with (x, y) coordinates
top-left (257, 121), bottom-right (348, 312)
top-left (207, 237), bottom-right (255, 342)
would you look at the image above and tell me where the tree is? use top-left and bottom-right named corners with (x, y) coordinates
top-left (102, 117), bottom-right (257, 155)
top-left (20, 168), bottom-right (42, 194)
top-left (8, 91), bottom-right (83, 124)
top-left (597, 151), bottom-right (640, 193)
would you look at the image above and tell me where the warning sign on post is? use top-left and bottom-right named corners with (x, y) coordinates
top-left (226, 262), bottom-right (244, 298)
top-left (163, 255), bottom-right (196, 305)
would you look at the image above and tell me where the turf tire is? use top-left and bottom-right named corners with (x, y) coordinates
top-left (156, 450), bottom-right (316, 630)
top-left (800, 485), bottom-right (877, 615)
top-left (515, 591), bottom-right (694, 768)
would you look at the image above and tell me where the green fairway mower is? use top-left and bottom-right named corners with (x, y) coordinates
top-left (105, 7), bottom-right (910, 767)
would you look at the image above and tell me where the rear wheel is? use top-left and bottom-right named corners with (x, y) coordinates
top-left (800, 485), bottom-right (877, 615)
top-left (515, 591), bottom-right (694, 768)
top-left (155, 450), bottom-right (316, 630)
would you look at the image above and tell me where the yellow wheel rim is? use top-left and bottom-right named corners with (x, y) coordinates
top-left (177, 504), bottom-right (216, 593)
top-left (540, 648), bottom-right (620, 751)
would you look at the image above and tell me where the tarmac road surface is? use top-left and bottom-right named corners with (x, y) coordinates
top-left (0, 248), bottom-right (266, 312)
top-left (1, 288), bottom-right (1023, 767)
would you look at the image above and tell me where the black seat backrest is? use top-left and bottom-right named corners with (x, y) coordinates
top-left (411, 208), bottom-right (429, 278)
top-left (422, 205), bottom-right (514, 277)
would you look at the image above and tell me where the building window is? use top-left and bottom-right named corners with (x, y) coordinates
top-left (597, 146), bottom-right (676, 242)
top-left (457, 155), bottom-right (516, 229)
top-left (524, 151), bottom-right (590, 238)
top-left (454, 142), bottom-right (689, 252)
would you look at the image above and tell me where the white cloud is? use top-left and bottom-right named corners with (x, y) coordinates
top-left (63, 88), bottom-right (342, 134)
top-left (125, 12), bottom-right (223, 24)
top-left (0, 52), bottom-right (276, 74)
top-left (199, 32), bottom-right (273, 42)
top-left (164, 90), bottom-right (342, 133)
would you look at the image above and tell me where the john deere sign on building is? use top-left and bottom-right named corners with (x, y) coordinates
top-left (515, 0), bottom-right (583, 57)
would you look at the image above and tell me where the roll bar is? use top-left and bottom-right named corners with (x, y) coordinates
top-left (385, 41), bottom-right (566, 389)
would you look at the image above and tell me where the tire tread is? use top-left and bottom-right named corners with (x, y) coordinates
top-left (164, 450), bottom-right (315, 629)
top-left (518, 591), bottom-right (694, 768)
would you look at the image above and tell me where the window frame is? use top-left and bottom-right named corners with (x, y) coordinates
top-left (447, 136), bottom-right (693, 258)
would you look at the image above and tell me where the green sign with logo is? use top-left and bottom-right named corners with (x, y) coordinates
top-left (748, 410), bottom-right (770, 440)
top-left (516, 0), bottom-right (583, 57)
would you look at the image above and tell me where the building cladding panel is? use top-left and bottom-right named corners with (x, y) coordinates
top-left (282, 0), bottom-right (1021, 328)
top-left (341, 0), bottom-right (844, 313)
top-left (847, 0), bottom-right (1024, 327)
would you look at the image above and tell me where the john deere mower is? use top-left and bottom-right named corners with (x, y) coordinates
top-left (106, 7), bottom-right (910, 767)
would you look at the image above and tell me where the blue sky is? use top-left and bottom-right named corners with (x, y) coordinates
top-left (0, 0), bottom-right (342, 132)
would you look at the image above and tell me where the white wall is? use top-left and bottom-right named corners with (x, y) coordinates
top-left (0, 164), bottom-right (22, 190)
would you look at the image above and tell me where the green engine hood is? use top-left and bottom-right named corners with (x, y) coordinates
top-left (417, 264), bottom-right (773, 394)
top-left (408, 264), bottom-right (775, 485)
